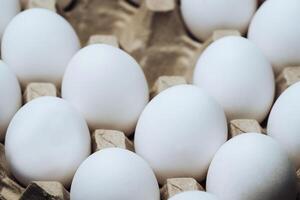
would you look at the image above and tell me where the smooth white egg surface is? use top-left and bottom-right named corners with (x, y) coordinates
top-left (1, 8), bottom-right (80, 87)
top-left (62, 44), bottom-right (149, 135)
top-left (134, 85), bottom-right (227, 184)
top-left (248, 0), bottom-right (300, 74)
top-left (268, 82), bottom-right (300, 169)
top-left (70, 148), bottom-right (160, 200)
top-left (0, 60), bottom-right (21, 141)
top-left (180, 0), bottom-right (257, 41)
top-left (169, 191), bottom-right (219, 200)
top-left (193, 36), bottom-right (274, 122)
top-left (206, 133), bottom-right (297, 200)
top-left (5, 97), bottom-right (91, 187)
top-left (0, 0), bottom-right (20, 42)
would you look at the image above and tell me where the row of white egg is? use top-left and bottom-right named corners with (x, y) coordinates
top-left (0, 0), bottom-right (300, 200)
top-left (130, 0), bottom-right (300, 75)
top-left (2, 0), bottom-right (300, 80)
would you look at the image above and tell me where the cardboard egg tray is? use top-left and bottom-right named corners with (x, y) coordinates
top-left (1, 0), bottom-right (300, 199)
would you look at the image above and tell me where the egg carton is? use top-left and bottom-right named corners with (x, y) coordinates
top-left (2, 76), bottom-right (299, 200)
top-left (0, 71), bottom-right (270, 200)
top-left (1, 79), bottom-right (299, 200)
top-left (1, 0), bottom-right (300, 199)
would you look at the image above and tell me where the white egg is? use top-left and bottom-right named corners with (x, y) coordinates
top-left (180, 0), bottom-right (257, 41)
top-left (248, 0), bottom-right (300, 74)
top-left (5, 97), bottom-right (91, 187)
top-left (268, 82), bottom-right (300, 169)
top-left (62, 44), bottom-right (149, 135)
top-left (206, 133), bottom-right (297, 200)
top-left (134, 85), bottom-right (227, 184)
top-left (193, 36), bottom-right (274, 122)
top-left (70, 148), bottom-right (160, 200)
top-left (0, 60), bottom-right (21, 141)
top-left (169, 191), bottom-right (219, 200)
top-left (0, 0), bottom-right (20, 41)
top-left (1, 8), bottom-right (80, 87)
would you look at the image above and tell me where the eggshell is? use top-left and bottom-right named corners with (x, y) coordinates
top-left (248, 0), bottom-right (300, 74)
top-left (1, 8), bottom-right (80, 87)
top-left (70, 148), bottom-right (160, 200)
top-left (5, 97), bottom-right (91, 187)
top-left (0, 60), bottom-right (21, 140)
top-left (134, 84), bottom-right (227, 184)
top-left (0, 0), bottom-right (20, 41)
top-left (267, 82), bottom-right (300, 169)
top-left (169, 191), bottom-right (218, 200)
top-left (206, 133), bottom-right (297, 200)
top-left (193, 36), bottom-right (275, 122)
top-left (62, 44), bottom-right (149, 135)
top-left (180, 0), bottom-right (257, 41)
